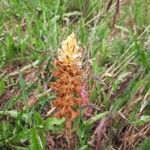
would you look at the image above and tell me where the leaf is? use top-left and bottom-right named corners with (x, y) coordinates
top-left (14, 130), bottom-right (29, 143)
top-left (132, 115), bottom-right (150, 126)
top-left (84, 111), bottom-right (108, 126)
top-left (0, 110), bottom-right (30, 123)
top-left (11, 145), bottom-right (28, 150)
top-left (79, 145), bottom-right (89, 150)
top-left (0, 121), bottom-right (13, 140)
top-left (33, 112), bottom-right (43, 126)
top-left (136, 138), bottom-right (150, 150)
top-left (30, 127), bottom-right (44, 150)
top-left (43, 117), bottom-right (65, 130)
top-left (0, 110), bottom-right (18, 118)
top-left (0, 79), bottom-right (5, 96)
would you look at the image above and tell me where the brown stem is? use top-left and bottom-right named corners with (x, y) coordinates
top-left (65, 119), bottom-right (72, 149)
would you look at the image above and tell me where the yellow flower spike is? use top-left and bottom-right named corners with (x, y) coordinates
top-left (58, 32), bottom-right (82, 67)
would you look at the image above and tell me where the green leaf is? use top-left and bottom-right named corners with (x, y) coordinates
top-left (0, 121), bottom-right (13, 140)
top-left (14, 130), bottom-right (29, 143)
top-left (30, 127), bottom-right (44, 150)
top-left (132, 115), bottom-right (150, 126)
top-left (0, 79), bottom-right (5, 96)
top-left (0, 110), bottom-right (30, 121)
top-left (43, 117), bottom-right (65, 130)
top-left (11, 145), bottom-right (28, 150)
top-left (136, 138), bottom-right (150, 150)
top-left (33, 112), bottom-right (44, 126)
top-left (84, 111), bottom-right (108, 125)
top-left (79, 145), bottom-right (89, 150)
top-left (0, 110), bottom-right (18, 118)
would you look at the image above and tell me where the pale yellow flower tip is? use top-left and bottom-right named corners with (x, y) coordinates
top-left (58, 32), bottom-right (82, 67)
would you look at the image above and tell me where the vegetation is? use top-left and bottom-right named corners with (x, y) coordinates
top-left (0, 0), bottom-right (150, 149)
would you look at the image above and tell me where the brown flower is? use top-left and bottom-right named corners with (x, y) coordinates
top-left (51, 33), bottom-right (84, 144)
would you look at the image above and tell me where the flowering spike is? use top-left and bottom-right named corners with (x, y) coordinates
top-left (58, 32), bottom-right (82, 67)
top-left (51, 33), bottom-right (84, 145)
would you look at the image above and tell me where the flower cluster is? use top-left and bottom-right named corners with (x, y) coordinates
top-left (51, 33), bottom-right (83, 141)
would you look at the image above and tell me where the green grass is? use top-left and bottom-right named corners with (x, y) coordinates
top-left (0, 0), bottom-right (150, 149)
